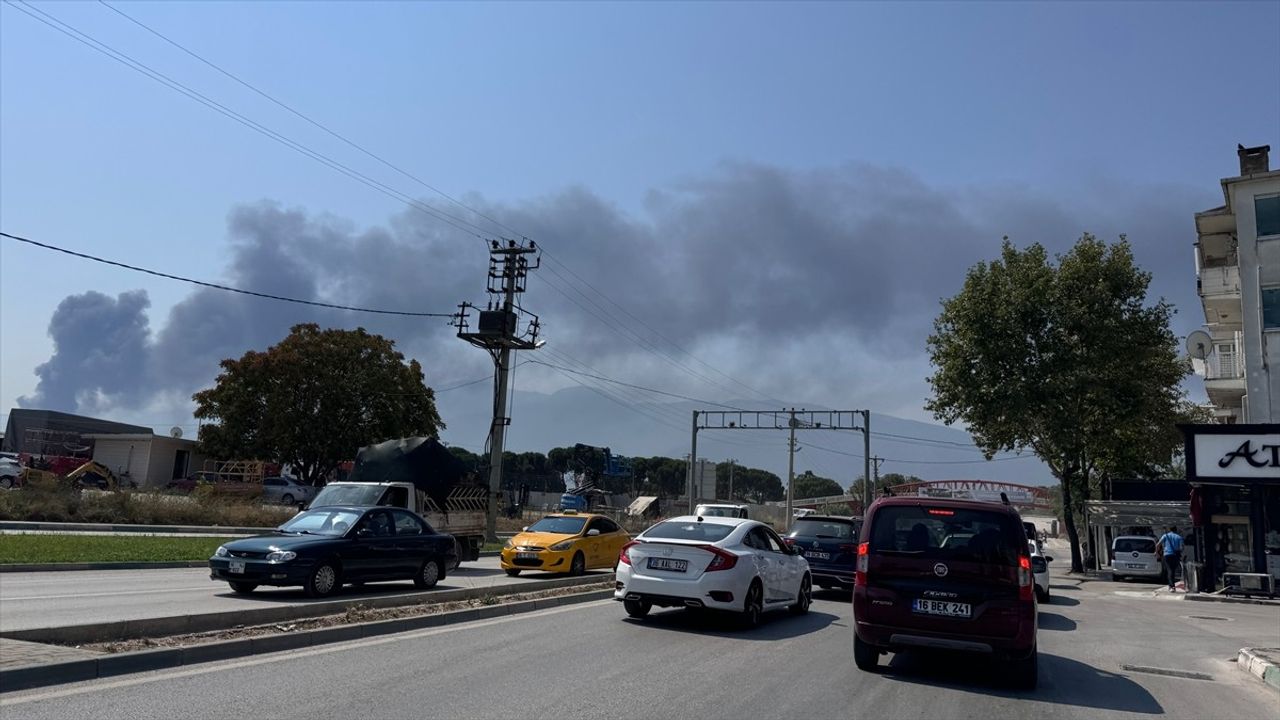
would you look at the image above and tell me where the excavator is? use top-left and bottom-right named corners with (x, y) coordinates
top-left (19, 460), bottom-right (135, 491)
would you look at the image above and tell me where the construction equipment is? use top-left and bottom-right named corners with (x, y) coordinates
top-left (18, 460), bottom-right (135, 491)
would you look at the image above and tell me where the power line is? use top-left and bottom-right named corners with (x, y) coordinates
top-left (1, 231), bottom-right (453, 318)
top-left (526, 359), bottom-right (745, 410)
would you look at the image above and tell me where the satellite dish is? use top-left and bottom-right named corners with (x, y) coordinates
top-left (1186, 330), bottom-right (1213, 360)
top-left (170, 426), bottom-right (183, 439)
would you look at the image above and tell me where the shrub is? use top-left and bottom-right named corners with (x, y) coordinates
top-left (0, 487), bottom-right (294, 527)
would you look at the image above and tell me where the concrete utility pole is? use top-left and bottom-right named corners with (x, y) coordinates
top-left (871, 455), bottom-right (885, 494)
top-left (785, 410), bottom-right (799, 531)
top-left (687, 412), bottom-right (699, 513)
top-left (727, 458), bottom-right (736, 502)
top-left (860, 410), bottom-right (872, 514)
top-left (455, 239), bottom-right (542, 543)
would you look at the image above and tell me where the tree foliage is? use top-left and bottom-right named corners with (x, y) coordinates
top-left (926, 235), bottom-right (1191, 572)
top-left (793, 470), bottom-right (844, 499)
top-left (194, 324), bottom-right (443, 486)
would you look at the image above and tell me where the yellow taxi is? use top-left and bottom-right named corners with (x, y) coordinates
top-left (501, 511), bottom-right (630, 576)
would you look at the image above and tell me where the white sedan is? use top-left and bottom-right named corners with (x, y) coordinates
top-left (614, 516), bottom-right (812, 626)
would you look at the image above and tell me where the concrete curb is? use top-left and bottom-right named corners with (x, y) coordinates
top-left (0, 521), bottom-right (275, 535)
top-left (1236, 648), bottom-right (1280, 693)
top-left (3, 555), bottom-right (500, 572)
top-left (1, 572), bottom-right (615, 645)
top-left (1186, 593), bottom-right (1280, 607)
top-left (0, 588), bottom-right (614, 693)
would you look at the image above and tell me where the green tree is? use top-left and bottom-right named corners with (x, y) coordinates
top-left (793, 470), bottom-right (844, 499)
top-left (848, 473), bottom-right (914, 505)
top-left (193, 324), bottom-right (443, 486)
top-left (926, 235), bottom-right (1191, 573)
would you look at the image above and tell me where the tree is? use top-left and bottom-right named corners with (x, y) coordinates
top-left (194, 324), bottom-right (443, 486)
top-left (793, 471), bottom-right (843, 499)
top-left (848, 473), bottom-right (914, 504)
top-left (926, 235), bottom-right (1190, 573)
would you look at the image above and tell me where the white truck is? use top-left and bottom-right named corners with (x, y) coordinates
top-left (309, 437), bottom-right (487, 567)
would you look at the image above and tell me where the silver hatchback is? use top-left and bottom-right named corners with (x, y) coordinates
top-left (260, 476), bottom-right (315, 505)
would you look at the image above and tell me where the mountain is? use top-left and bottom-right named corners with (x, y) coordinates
top-left (435, 383), bottom-right (1056, 488)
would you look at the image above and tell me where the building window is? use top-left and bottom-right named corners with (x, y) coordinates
top-left (1265, 287), bottom-right (1280, 330)
top-left (1257, 194), bottom-right (1280, 238)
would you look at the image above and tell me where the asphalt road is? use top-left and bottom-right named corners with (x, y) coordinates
top-left (3, 560), bottom-right (1277, 719)
top-left (0, 557), bottom-right (607, 632)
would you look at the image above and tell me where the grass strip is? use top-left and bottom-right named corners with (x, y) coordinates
top-left (0, 534), bottom-right (237, 564)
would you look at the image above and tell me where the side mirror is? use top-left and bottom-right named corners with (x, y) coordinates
top-left (356, 528), bottom-right (374, 538)
top-left (587, 529), bottom-right (601, 536)
top-left (1045, 556), bottom-right (1054, 563)
top-left (522, 526), bottom-right (529, 532)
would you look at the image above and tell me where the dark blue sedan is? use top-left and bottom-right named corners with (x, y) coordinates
top-left (209, 505), bottom-right (457, 597)
top-left (784, 515), bottom-right (861, 590)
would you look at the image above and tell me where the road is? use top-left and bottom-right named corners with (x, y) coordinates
top-left (0, 557), bottom-right (608, 632)
top-left (3, 559), bottom-right (1277, 719)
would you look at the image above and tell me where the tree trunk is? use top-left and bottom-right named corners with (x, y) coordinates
top-left (1059, 468), bottom-right (1084, 573)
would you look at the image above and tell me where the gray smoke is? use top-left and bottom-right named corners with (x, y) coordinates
top-left (18, 162), bottom-right (1211, 422)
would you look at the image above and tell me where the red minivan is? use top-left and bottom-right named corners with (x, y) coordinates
top-left (852, 497), bottom-right (1038, 688)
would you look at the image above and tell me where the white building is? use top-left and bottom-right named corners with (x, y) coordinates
top-left (86, 432), bottom-right (206, 489)
top-left (1193, 144), bottom-right (1280, 423)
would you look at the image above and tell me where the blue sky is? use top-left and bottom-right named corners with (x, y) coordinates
top-left (1, 1), bottom-right (1277, 477)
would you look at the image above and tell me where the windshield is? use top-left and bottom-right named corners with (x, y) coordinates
top-left (1114, 538), bottom-right (1155, 553)
top-left (279, 509), bottom-right (362, 536)
top-left (526, 516), bottom-right (587, 535)
top-left (312, 484), bottom-right (383, 508)
top-left (790, 518), bottom-right (857, 540)
top-left (869, 506), bottom-right (1022, 566)
top-left (643, 521), bottom-right (736, 543)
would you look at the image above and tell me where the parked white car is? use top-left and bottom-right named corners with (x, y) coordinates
top-left (614, 516), bottom-right (811, 626)
top-left (1029, 541), bottom-right (1052, 602)
top-left (0, 457), bottom-right (20, 489)
top-left (1110, 536), bottom-right (1163, 581)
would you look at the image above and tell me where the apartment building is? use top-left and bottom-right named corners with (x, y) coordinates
top-left (1193, 144), bottom-right (1280, 423)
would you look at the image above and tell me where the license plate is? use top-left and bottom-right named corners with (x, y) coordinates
top-left (912, 599), bottom-right (971, 617)
top-left (1125, 563), bottom-right (1145, 569)
top-left (516, 552), bottom-right (538, 560)
top-left (805, 551), bottom-right (831, 560)
top-left (229, 560), bottom-right (246, 574)
top-left (647, 557), bottom-right (688, 572)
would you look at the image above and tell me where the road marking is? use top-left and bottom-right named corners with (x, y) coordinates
top-left (0, 599), bottom-right (614, 706)
top-left (2, 586), bottom-right (213, 601)
top-left (1120, 664), bottom-right (1216, 681)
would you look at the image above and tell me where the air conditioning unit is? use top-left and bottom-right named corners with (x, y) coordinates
top-left (1222, 571), bottom-right (1276, 598)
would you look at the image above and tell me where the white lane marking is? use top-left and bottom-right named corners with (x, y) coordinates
top-left (0, 599), bottom-right (614, 706)
top-left (3, 586), bottom-right (213, 601)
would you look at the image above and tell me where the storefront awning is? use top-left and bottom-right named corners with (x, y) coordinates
top-left (1085, 501), bottom-right (1190, 527)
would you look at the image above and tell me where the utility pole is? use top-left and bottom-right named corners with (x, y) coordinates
top-left (860, 410), bottom-right (872, 515)
top-left (687, 411), bottom-right (699, 513)
top-left (785, 410), bottom-right (799, 532)
top-left (455, 239), bottom-right (542, 543)
top-left (727, 458), bottom-right (736, 502)
top-left (871, 455), bottom-right (885, 495)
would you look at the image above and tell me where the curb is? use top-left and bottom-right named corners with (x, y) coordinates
top-left (0, 561), bottom-right (209, 573)
top-left (1, 572), bottom-right (615, 645)
top-left (1237, 648), bottom-right (1280, 693)
top-left (0, 588), bottom-right (614, 693)
top-left (0, 521), bottom-right (276, 535)
top-left (1186, 593), bottom-right (1280, 607)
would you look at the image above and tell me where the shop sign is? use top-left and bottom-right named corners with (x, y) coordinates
top-left (1193, 432), bottom-right (1280, 479)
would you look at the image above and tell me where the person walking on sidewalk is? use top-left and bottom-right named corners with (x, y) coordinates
top-left (1156, 525), bottom-right (1185, 591)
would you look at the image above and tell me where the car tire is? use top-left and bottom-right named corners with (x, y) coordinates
top-left (228, 581), bottom-right (258, 594)
top-left (505, 568), bottom-right (521, 577)
top-left (414, 559), bottom-right (441, 589)
top-left (1010, 647), bottom-right (1038, 690)
top-left (741, 580), bottom-right (763, 629)
top-left (854, 632), bottom-right (880, 671)
top-left (305, 561), bottom-right (340, 598)
top-left (0, 476), bottom-right (13, 490)
top-left (281, 493), bottom-right (294, 505)
top-left (569, 552), bottom-right (586, 576)
top-left (623, 598), bottom-right (651, 618)
top-left (1036, 586), bottom-right (1049, 603)
top-left (790, 574), bottom-right (812, 615)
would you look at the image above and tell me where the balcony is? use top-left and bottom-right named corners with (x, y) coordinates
top-left (1197, 263), bottom-right (1242, 327)
top-left (1200, 336), bottom-right (1246, 410)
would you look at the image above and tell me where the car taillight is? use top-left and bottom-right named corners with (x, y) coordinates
top-left (619, 540), bottom-right (639, 566)
top-left (854, 542), bottom-right (869, 587)
top-left (1018, 554), bottom-right (1032, 601)
top-left (700, 545), bottom-right (738, 572)
top-left (783, 537), bottom-right (796, 545)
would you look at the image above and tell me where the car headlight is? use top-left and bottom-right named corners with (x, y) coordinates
top-left (215, 546), bottom-right (229, 557)
top-left (550, 540), bottom-right (575, 552)
top-left (504, 538), bottom-right (515, 549)
top-left (266, 551), bottom-right (297, 563)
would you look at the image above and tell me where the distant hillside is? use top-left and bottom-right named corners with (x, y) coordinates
top-left (435, 383), bottom-right (1056, 487)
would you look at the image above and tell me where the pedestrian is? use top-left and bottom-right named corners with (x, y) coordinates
top-left (1156, 525), bottom-right (1185, 591)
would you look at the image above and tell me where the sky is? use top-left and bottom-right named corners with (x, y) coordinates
top-left (1, 1), bottom-right (1278, 482)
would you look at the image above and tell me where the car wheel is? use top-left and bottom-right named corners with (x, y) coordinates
top-left (569, 552), bottom-right (586, 576)
top-left (305, 561), bottom-right (340, 598)
top-left (1036, 586), bottom-right (1049, 603)
top-left (414, 559), bottom-right (441, 589)
top-left (0, 476), bottom-right (13, 490)
top-left (741, 580), bottom-right (763, 629)
top-left (790, 574), bottom-right (812, 615)
top-left (854, 632), bottom-right (880, 671)
top-left (281, 493), bottom-right (294, 505)
top-left (1010, 647), bottom-right (1038, 689)
top-left (505, 568), bottom-right (521, 577)
top-left (623, 598), bottom-right (651, 618)
top-left (228, 581), bottom-right (258, 594)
